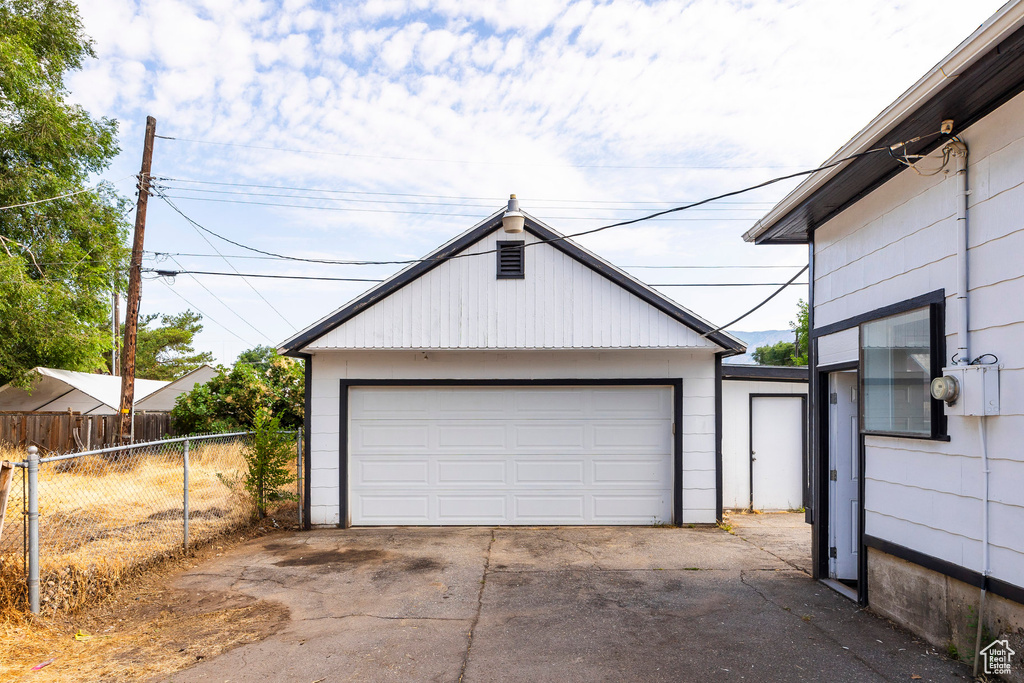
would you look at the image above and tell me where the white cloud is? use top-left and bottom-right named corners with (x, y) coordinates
top-left (67, 0), bottom-right (1007, 361)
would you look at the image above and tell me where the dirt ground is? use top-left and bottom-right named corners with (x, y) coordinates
top-left (0, 517), bottom-right (294, 682)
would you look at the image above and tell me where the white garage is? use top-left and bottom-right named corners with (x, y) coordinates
top-left (279, 209), bottom-right (746, 527)
top-left (347, 384), bottom-right (676, 525)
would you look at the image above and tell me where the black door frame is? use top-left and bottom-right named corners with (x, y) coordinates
top-left (748, 393), bottom-right (808, 511)
top-left (815, 362), bottom-right (867, 605)
top-left (336, 378), bottom-right (685, 528)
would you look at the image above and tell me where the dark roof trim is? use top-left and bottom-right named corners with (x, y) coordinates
top-left (280, 213), bottom-right (745, 355)
top-left (754, 20), bottom-right (1024, 244)
top-left (721, 364), bottom-right (808, 382)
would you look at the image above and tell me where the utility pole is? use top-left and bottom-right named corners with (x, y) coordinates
top-left (111, 285), bottom-right (120, 376)
top-left (118, 116), bottom-right (156, 444)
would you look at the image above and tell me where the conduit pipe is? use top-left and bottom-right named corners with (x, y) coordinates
top-left (948, 138), bottom-right (991, 677)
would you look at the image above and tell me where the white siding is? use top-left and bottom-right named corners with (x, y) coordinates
top-left (304, 229), bottom-right (719, 351)
top-left (812, 88), bottom-right (1024, 588)
top-left (721, 379), bottom-right (808, 510)
top-left (307, 349), bottom-right (718, 526)
top-left (817, 328), bottom-right (859, 367)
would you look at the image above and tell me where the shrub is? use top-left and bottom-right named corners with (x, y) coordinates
top-left (242, 408), bottom-right (296, 518)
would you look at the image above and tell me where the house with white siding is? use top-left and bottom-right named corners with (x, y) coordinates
top-left (745, 0), bottom-right (1024, 664)
top-left (279, 208), bottom-right (757, 528)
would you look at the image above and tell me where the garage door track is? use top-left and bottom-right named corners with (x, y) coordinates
top-left (167, 522), bottom-right (969, 682)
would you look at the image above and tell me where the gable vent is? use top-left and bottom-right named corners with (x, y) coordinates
top-left (496, 240), bottom-right (525, 279)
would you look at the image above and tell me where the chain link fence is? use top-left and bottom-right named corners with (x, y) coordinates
top-left (0, 431), bottom-right (302, 614)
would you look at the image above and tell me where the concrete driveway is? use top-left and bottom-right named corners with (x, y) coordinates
top-left (167, 517), bottom-right (968, 682)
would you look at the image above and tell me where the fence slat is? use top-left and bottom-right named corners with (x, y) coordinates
top-left (0, 412), bottom-right (174, 453)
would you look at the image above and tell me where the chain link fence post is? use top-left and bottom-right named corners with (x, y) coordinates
top-left (296, 430), bottom-right (303, 529)
top-left (183, 437), bottom-right (190, 550)
top-left (27, 445), bottom-right (39, 615)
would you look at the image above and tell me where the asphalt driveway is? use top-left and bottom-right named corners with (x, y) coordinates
top-left (166, 516), bottom-right (968, 682)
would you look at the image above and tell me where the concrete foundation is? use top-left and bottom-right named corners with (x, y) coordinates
top-left (868, 548), bottom-right (1024, 681)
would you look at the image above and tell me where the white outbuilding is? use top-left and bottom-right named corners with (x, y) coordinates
top-left (280, 210), bottom-right (750, 528)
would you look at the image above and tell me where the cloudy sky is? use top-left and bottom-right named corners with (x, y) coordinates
top-left (70, 0), bottom-right (1006, 363)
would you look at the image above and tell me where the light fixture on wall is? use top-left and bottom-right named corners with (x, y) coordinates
top-left (502, 194), bottom-right (525, 234)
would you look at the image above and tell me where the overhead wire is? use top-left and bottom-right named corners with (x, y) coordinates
top-left (153, 135), bottom-right (806, 170)
top-left (152, 135), bottom-right (933, 270)
top-left (155, 278), bottom-right (256, 346)
top-left (161, 254), bottom-right (277, 344)
top-left (144, 268), bottom-right (807, 287)
top-left (155, 176), bottom-right (777, 206)
top-left (0, 175), bottom-right (137, 211)
top-left (152, 184), bottom-right (298, 332)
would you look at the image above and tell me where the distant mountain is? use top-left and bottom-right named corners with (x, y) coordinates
top-left (724, 329), bottom-right (796, 365)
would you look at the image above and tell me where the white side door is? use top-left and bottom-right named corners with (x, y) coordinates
top-left (751, 396), bottom-right (805, 511)
top-left (828, 371), bottom-right (859, 581)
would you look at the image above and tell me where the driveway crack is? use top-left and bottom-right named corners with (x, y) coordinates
top-left (458, 528), bottom-right (494, 683)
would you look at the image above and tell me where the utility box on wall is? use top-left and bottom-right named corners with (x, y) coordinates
top-left (935, 365), bottom-right (1000, 416)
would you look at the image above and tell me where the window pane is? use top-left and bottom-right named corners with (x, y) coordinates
top-left (861, 307), bottom-right (932, 435)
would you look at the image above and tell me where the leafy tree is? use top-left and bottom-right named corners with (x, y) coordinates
top-left (752, 340), bottom-right (798, 366)
top-left (235, 345), bottom-right (277, 373)
top-left (751, 299), bottom-right (809, 367)
top-left (0, 0), bottom-right (129, 387)
top-left (791, 299), bottom-right (809, 366)
top-left (171, 356), bottom-right (304, 434)
top-left (130, 310), bottom-right (214, 380)
top-left (242, 407), bottom-right (296, 518)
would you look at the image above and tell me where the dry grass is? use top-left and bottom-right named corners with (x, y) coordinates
top-left (0, 519), bottom-right (293, 681)
top-left (0, 439), bottom-right (296, 616)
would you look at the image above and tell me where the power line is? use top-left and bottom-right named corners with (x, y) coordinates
top-left (0, 175), bottom-right (137, 211)
top-left (155, 278), bottom-right (256, 346)
top-left (154, 186), bottom-right (299, 332)
top-left (155, 177), bottom-right (777, 206)
top-left (153, 136), bottom-right (807, 170)
top-left (152, 135), bottom-right (934, 270)
top-left (146, 268), bottom-right (807, 287)
top-left (156, 192), bottom-right (759, 220)
top-left (163, 254), bottom-right (277, 344)
top-left (703, 265), bottom-right (810, 337)
top-left (154, 184), bottom-right (768, 212)
top-left (146, 251), bottom-right (804, 270)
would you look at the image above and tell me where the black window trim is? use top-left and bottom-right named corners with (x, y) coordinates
top-left (496, 240), bottom-right (525, 279)
top-left (857, 299), bottom-right (947, 441)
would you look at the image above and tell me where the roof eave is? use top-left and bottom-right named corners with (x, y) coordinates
top-left (746, 1), bottom-right (1024, 244)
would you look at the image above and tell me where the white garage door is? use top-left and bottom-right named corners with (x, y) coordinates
top-left (348, 385), bottom-right (674, 525)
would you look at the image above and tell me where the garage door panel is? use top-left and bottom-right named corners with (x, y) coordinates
top-left (357, 459), bottom-right (429, 485)
top-left (436, 424), bottom-right (507, 448)
top-left (591, 388), bottom-right (669, 415)
top-left (514, 495), bottom-right (586, 521)
top-left (436, 390), bottom-right (508, 415)
top-left (593, 494), bottom-right (670, 521)
top-left (514, 460), bottom-right (585, 484)
top-left (593, 422), bottom-right (670, 448)
top-left (513, 424), bottom-right (586, 448)
top-left (511, 390), bottom-right (585, 416)
top-left (437, 495), bottom-right (506, 521)
top-left (351, 389), bottom-right (432, 417)
top-left (436, 460), bottom-right (507, 485)
top-left (349, 386), bottom-right (674, 525)
top-left (358, 495), bottom-right (430, 521)
top-left (353, 424), bottom-right (430, 449)
top-left (593, 459), bottom-right (669, 483)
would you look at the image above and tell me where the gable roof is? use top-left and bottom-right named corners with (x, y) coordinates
top-left (135, 364), bottom-right (218, 411)
top-left (279, 210), bottom-right (745, 356)
top-left (746, 1), bottom-right (1024, 244)
top-left (0, 367), bottom-right (168, 412)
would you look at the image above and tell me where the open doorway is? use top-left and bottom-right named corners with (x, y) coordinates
top-left (825, 369), bottom-right (859, 599)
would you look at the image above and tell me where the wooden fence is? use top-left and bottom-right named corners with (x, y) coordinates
top-left (0, 411), bottom-right (174, 454)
